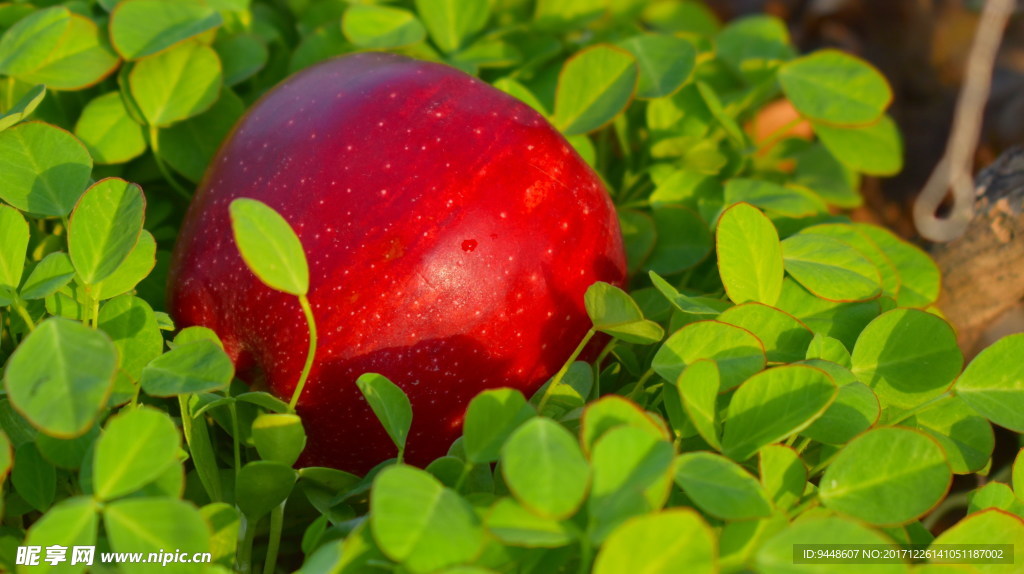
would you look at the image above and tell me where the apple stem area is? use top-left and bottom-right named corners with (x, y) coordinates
top-left (536, 328), bottom-right (597, 413)
top-left (289, 294), bottom-right (318, 411)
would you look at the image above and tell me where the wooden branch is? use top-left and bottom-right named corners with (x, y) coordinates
top-left (931, 147), bottom-right (1024, 354)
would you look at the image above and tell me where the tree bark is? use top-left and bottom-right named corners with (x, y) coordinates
top-left (930, 147), bottom-right (1024, 355)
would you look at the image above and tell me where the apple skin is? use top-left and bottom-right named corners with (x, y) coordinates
top-left (168, 52), bottom-right (626, 474)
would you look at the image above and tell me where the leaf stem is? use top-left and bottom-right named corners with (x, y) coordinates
top-left (11, 299), bottom-right (35, 332)
top-left (236, 513), bottom-right (256, 574)
top-left (536, 328), bottom-right (595, 413)
top-left (263, 501), bottom-right (286, 574)
top-left (289, 294), bottom-right (318, 411)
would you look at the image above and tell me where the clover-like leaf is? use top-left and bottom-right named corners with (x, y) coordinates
top-left (717, 202), bottom-right (784, 306)
top-left (820, 427), bottom-right (951, 526)
top-left (585, 282), bottom-right (664, 344)
top-left (93, 407), bottom-right (181, 501)
top-left (356, 373), bottom-right (413, 456)
top-left (229, 198), bottom-right (310, 296)
top-left (554, 44), bottom-right (637, 136)
top-left (4, 317), bottom-right (117, 438)
top-left (69, 178), bottom-right (146, 286)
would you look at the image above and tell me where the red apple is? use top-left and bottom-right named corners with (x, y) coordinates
top-left (168, 52), bottom-right (626, 474)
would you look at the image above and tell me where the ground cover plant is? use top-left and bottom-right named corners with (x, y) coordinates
top-left (0, 0), bottom-right (1023, 573)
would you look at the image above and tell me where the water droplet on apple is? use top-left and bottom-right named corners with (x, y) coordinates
top-left (461, 239), bottom-right (478, 252)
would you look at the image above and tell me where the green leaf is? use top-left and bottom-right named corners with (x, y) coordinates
top-left (0, 430), bottom-right (10, 482)
top-left (775, 277), bottom-right (881, 350)
top-left (793, 144), bottom-right (862, 208)
top-left (98, 295), bottom-right (164, 381)
top-left (229, 198), bottom-right (310, 296)
top-left (215, 33), bottom-right (268, 87)
top-left (814, 115), bottom-right (903, 176)
top-left (530, 361), bottom-right (592, 420)
top-left (617, 34), bottom-right (696, 99)
top-left (851, 308), bottom-right (962, 412)
top-left (584, 281), bottom-right (663, 344)
top-left (588, 425), bottom-right (675, 543)
top-left (104, 497), bottom-right (211, 573)
top-left (759, 444), bottom-right (806, 511)
top-left (4, 317), bottom-right (117, 437)
top-left (618, 209), bottom-right (656, 274)
top-left (20, 252), bottom-right (75, 301)
top-left (715, 15), bottom-right (794, 83)
top-left (23, 496), bottom-right (98, 574)
top-left (535, 0), bottom-right (605, 29)
top-left (252, 413), bottom-right (306, 467)
top-left (800, 370), bottom-right (879, 445)
top-left (371, 464), bottom-right (485, 573)
top-left (649, 271), bottom-right (729, 318)
top-left (671, 359), bottom-right (721, 450)
top-left (158, 89), bottom-right (245, 182)
top-left (0, 205), bottom-right (28, 293)
top-left (780, 49), bottom-right (891, 126)
top-left (722, 364), bottom-right (837, 461)
top-left (69, 177), bottom-right (146, 285)
top-left (820, 427), bottom-right (951, 526)
top-left (201, 503), bottom-right (240, 569)
top-left (643, 0), bottom-right (720, 35)
top-left (696, 81), bottom-right (747, 147)
top-left (0, 8), bottom-right (117, 89)
top-left (130, 41), bottom-right (222, 127)
top-left (1015, 448), bottom-right (1024, 498)
top-left (235, 460), bottom-right (296, 519)
top-left (652, 320), bottom-right (766, 391)
top-left (554, 44), bottom-right (637, 136)
top-left (415, 0), bottom-right (488, 54)
top-left (930, 509), bottom-right (1024, 571)
top-left (725, 178), bottom-right (826, 219)
top-left (800, 223), bottom-right (900, 299)
top-left (806, 334), bottom-right (852, 367)
top-left (110, 0), bottom-right (222, 60)
top-left (907, 396), bottom-right (993, 474)
top-left (93, 229), bottom-right (158, 300)
top-left (0, 84), bottom-right (45, 132)
top-left (967, 482), bottom-right (1024, 517)
top-left (463, 388), bottom-right (535, 464)
top-left (593, 509), bottom-right (715, 574)
top-left (180, 394), bottom-right (222, 504)
top-left (501, 417), bottom-right (590, 519)
top-left (484, 497), bottom-right (575, 548)
top-left (756, 515), bottom-right (909, 574)
top-left (93, 406), bottom-right (180, 500)
top-left (718, 302), bottom-right (814, 363)
top-left (141, 339), bottom-right (234, 397)
top-left (956, 333), bottom-right (1024, 433)
top-left (716, 202), bottom-right (784, 305)
top-left (580, 395), bottom-right (669, 454)
top-left (856, 224), bottom-right (940, 308)
top-left (0, 121), bottom-right (92, 217)
top-left (74, 92), bottom-right (147, 165)
top-left (342, 5), bottom-right (426, 49)
top-left (782, 233), bottom-right (882, 302)
top-left (12, 442), bottom-right (56, 511)
top-left (675, 451), bottom-right (773, 520)
top-left (0, 7), bottom-right (70, 77)
top-left (356, 373), bottom-right (413, 455)
top-left (645, 204), bottom-right (712, 275)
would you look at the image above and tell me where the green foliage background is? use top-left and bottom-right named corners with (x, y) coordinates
top-left (1, 0), bottom-right (1023, 573)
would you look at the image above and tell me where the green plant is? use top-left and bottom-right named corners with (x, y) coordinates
top-left (0, 1), bottom-right (1022, 573)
